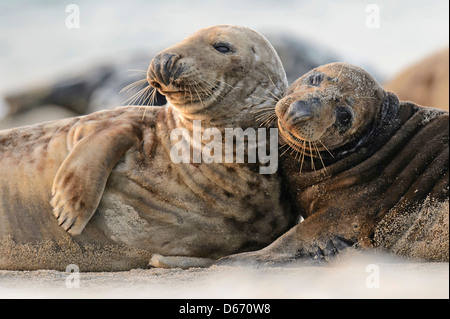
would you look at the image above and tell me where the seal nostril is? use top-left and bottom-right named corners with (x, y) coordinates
top-left (161, 53), bottom-right (180, 85)
top-left (163, 53), bottom-right (180, 74)
top-left (150, 81), bottom-right (161, 90)
top-left (286, 101), bottom-right (314, 125)
top-left (149, 52), bottom-right (181, 86)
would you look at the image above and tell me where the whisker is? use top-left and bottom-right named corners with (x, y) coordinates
top-left (200, 72), bottom-right (239, 92)
top-left (293, 143), bottom-right (301, 160)
top-left (125, 69), bottom-right (148, 80)
top-left (299, 139), bottom-right (306, 174)
top-left (258, 112), bottom-right (277, 128)
top-left (254, 112), bottom-right (276, 122)
top-left (308, 141), bottom-right (315, 171)
top-left (120, 78), bottom-right (148, 94)
top-left (280, 144), bottom-right (292, 157)
top-left (132, 86), bottom-right (147, 106)
top-left (255, 109), bottom-right (275, 119)
top-left (127, 69), bottom-right (147, 73)
top-left (251, 105), bottom-right (275, 113)
top-left (197, 80), bottom-right (217, 101)
top-left (293, 137), bottom-right (303, 160)
top-left (191, 83), bottom-right (205, 107)
top-left (147, 87), bottom-right (158, 105)
top-left (252, 106), bottom-right (277, 125)
top-left (122, 85), bottom-right (151, 106)
top-left (137, 86), bottom-right (153, 106)
top-left (188, 85), bottom-right (193, 107)
top-left (318, 139), bottom-right (334, 159)
top-left (249, 94), bottom-right (279, 104)
top-left (278, 142), bottom-right (289, 150)
top-left (141, 89), bottom-right (159, 118)
top-left (137, 85), bottom-right (152, 106)
top-left (139, 88), bottom-right (156, 119)
top-left (201, 77), bottom-right (228, 99)
top-left (256, 115), bottom-right (276, 126)
top-left (183, 84), bottom-right (188, 101)
top-left (266, 76), bottom-right (284, 101)
top-left (313, 141), bottom-right (327, 174)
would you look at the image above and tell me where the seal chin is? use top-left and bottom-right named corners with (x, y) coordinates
top-left (160, 79), bottom-right (226, 116)
top-left (278, 119), bottom-right (327, 156)
top-left (278, 118), bottom-right (323, 144)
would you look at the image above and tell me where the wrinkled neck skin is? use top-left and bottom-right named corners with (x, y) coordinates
top-left (161, 79), bottom-right (285, 169)
top-left (325, 91), bottom-right (399, 162)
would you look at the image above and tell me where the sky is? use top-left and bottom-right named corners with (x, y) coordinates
top-left (0, 0), bottom-right (448, 115)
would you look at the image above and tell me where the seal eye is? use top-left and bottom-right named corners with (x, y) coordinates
top-left (336, 107), bottom-right (352, 125)
top-left (213, 43), bottom-right (233, 54)
top-left (307, 73), bottom-right (324, 86)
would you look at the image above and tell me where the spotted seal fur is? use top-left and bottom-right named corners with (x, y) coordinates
top-left (0, 25), bottom-right (295, 270)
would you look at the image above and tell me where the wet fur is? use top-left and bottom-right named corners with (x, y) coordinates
top-left (218, 63), bottom-right (449, 266)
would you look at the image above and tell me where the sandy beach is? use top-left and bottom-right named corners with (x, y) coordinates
top-left (0, 1), bottom-right (448, 301)
top-left (1, 252), bottom-right (448, 299)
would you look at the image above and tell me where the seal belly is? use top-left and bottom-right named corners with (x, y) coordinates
top-left (94, 149), bottom-right (289, 259)
top-left (84, 106), bottom-right (293, 260)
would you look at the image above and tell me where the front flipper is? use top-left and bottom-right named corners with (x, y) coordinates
top-left (149, 254), bottom-right (216, 269)
top-left (51, 121), bottom-right (140, 235)
top-left (216, 233), bottom-right (357, 267)
top-left (216, 209), bottom-right (369, 267)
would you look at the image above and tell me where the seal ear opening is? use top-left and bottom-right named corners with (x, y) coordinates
top-left (379, 91), bottom-right (400, 121)
top-left (384, 91), bottom-right (400, 110)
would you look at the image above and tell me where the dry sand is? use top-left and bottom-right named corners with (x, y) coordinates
top-left (0, 252), bottom-right (448, 299)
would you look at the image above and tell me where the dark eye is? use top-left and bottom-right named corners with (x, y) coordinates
top-left (307, 73), bottom-right (324, 86)
top-left (213, 43), bottom-right (232, 54)
top-left (336, 107), bottom-right (352, 125)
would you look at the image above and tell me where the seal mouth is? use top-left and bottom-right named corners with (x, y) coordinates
top-left (278, 119), bottom-right (325, 156)
top-left (151, 80), bottom-right (226, 117)
top-left (159, 83), bottom-right (221, 96)
top-left (278, 118), bottom-right (319, 143)
top-left (157, 82), bottom-right (222, 103)
top-left (147, 51), bottom-right (224, 107)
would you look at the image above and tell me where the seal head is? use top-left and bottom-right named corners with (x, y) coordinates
top-left (276, 62), bottom-right (387, 159)
top-left (148, 25), bottom-right (287, 127)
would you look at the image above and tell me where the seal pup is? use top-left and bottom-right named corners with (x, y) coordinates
top-left (0, 25), bottom-right (295, 270)
top-left (217, 62), bottom-right (449, 266)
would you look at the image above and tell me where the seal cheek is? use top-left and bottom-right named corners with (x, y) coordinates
top-left (275, 98), bottom-right (291, 118)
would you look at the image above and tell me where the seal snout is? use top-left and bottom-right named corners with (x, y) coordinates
top-left (148, 52), bottom-right (181, 89)
top-left (283, 100), bottom-right (314, 128)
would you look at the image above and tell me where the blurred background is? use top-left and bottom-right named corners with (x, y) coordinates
top-left (0, 0), bottom-right (448, 129)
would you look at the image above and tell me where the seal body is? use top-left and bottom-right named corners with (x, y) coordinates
top-left (218, 63), bottom-right (449, 265)
top-left (0, 25), bottom-right (295, 270)
top-left (0, 107), bottom-right (292, 270)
